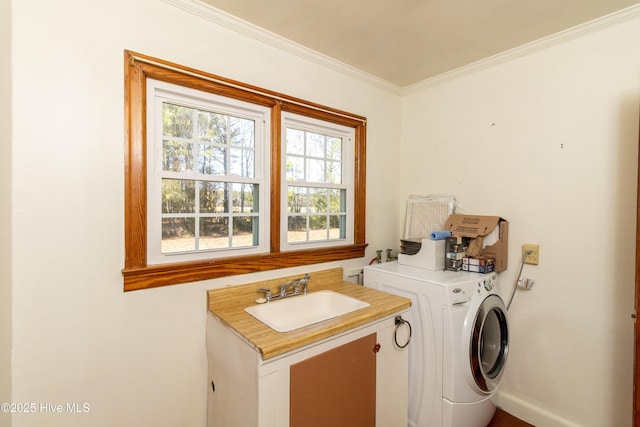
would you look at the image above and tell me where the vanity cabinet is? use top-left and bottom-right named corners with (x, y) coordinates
top-left (206, 312), bottom-right (408, 427)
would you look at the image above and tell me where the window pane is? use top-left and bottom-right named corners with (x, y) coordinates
top-left (327, 137), bottom-right (342, 161)
top-left (232, 183), bottom-right (257, 213)
top-left (162, 217), bottom-right (195, 253)
top-left (306, 133), bottom-right (324, 157)
top-left (286, 128), bottom-right (304, 155)
top-left (232, 216), bottom-right (257, 247)
top-left (329, 214), bottom-right (346, 239)
top-left (328, 189), bottom-right (345, 213)
top-left (326, 160), bottom-right (341, 184)
top-left (308, 188), bottom-right (327, 213)
top-left (230, 117), bottom-right (255, 148)
top-left (163, 140), bottom-right (194, 172)
top-left (162, 179), bottom-right (195, 213)
top-left (229, 147), bottom-right (254, 177)
top-left (286, 156), bottom-right (304, 181)
top-left (307, 158), bottom-right (325, 183)
top-left (309, 215), bottom-right (327, 238)
top-left (288, 186), bottom-right (308, 213)
top-left (163, 103), bottom-right (193, 138)
top-left (288, 216), bottom-right (307, 243)
top-left (199, 217), bottom-right (229, 250)
top-left (197, 145), bottom-right (226, 175)
top-left (197, 110), bottom-right (226, 143)
top-left (199, 181), bottom-right (227, 213)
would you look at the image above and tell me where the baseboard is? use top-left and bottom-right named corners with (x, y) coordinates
top-left (493, 389), bottom-right (581, 427)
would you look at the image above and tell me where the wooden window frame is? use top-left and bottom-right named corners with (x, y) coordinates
top-left (122, 51), bottom-right (367, 291)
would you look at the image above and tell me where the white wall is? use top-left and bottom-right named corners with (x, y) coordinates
top-left (9, 0), bottom-right (640, 426)
top-left (8, 0), bottom-right (401, 426)
top-left (1, 0), bottom-right (13, 425)
top-left (401, 14), bottom-right (640, 427)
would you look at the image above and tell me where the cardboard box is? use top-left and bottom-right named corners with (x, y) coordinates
top-left (462, 256), bottom-right (495, 273)
top-left (462, 256), bottom-right (494, 266)
top-left (463, 264), bottom-right (494, 273)
top-left (444, 214), bottom-right (509, 272)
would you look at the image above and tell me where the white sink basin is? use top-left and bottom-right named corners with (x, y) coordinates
top-left (244, 290), bottom-right (370, 332)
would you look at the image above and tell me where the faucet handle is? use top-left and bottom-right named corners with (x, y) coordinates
top-left (278, 282), bottom-right (289, 295)
top-left (258, 288), bottom-right (272, 301)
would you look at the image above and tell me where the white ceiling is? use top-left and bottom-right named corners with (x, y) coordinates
top-left (199, 0), bottom-right (640, 87)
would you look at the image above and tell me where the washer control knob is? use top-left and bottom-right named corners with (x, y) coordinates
top-left (483, 279), bottom-right (493, 291)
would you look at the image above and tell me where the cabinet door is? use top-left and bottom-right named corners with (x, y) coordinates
top-left (290, 333), bottom-right (377, 427)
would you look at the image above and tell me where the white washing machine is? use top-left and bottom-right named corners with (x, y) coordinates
top-left (364, 261), bottom-right (509, 427)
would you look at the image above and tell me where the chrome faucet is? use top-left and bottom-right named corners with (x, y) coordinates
top-left (259, 274), bottom-right (310, 302)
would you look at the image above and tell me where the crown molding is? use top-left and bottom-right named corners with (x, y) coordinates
top-left (160, 0), bottom-right (403, 95)
top-left (402, 3), bottom-right (640, 95)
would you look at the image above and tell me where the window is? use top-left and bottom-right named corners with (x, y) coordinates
top-left (281, 113), bottom-right (354, 250)
top-left (123, 51), bottom-right (367, 290)
top-left (146, 79), bottom-right (270, 265)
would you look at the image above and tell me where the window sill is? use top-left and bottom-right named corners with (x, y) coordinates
top-left (122, 243), bottom-right (367, 291)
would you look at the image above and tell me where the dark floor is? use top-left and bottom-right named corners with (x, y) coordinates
top-left (488, 409), bottom-right (535, 427)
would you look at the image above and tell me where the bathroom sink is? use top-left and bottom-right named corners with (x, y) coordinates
top-left (244, 290), bottom-right (371, 332)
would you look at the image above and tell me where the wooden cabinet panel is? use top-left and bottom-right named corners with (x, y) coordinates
top-left (290, 333), bottom-right (377, 427)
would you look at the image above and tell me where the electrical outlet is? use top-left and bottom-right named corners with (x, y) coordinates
top-left (522, 243), bottom-right (539, 265)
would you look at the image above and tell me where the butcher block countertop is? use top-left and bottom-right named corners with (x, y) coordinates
top-left (207, 267), bottom-right (411, 360)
